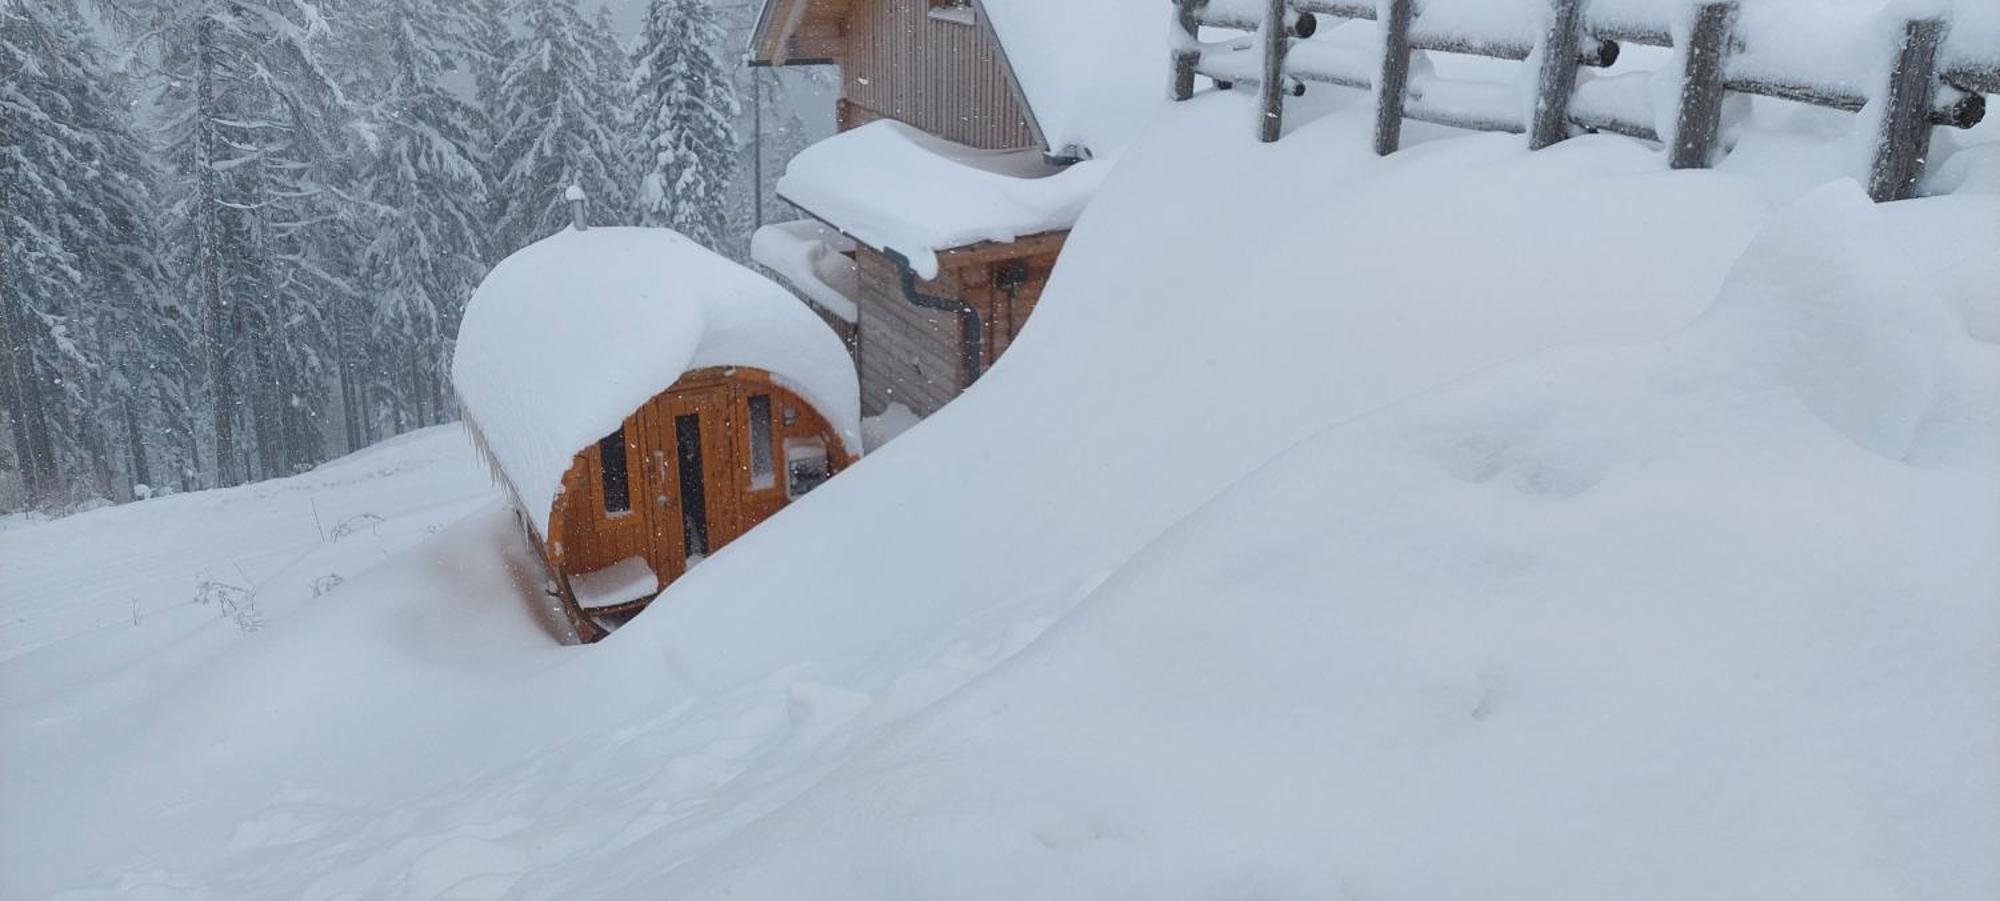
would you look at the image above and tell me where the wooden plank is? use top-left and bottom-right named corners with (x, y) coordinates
top-left (1405, 99), bottom-right (1525, 135)
top-left (1725, 75), bottom-right (1983, 128)
top-left (1569, 108), bottom-right (1659, 142)
top-left (1266, 1), bottom-right (1617, 66)
top-left (1258, 0), bottom-right (1290, 142)
top-left (1668, 1), bottom-right (1737, 169)
top-left (1173, 0), bottom-right (1204, 101)
top-left (1869, 17), bottom-right (1947, 202)
top-left (934, 229), bottom-right (1068, 266)
top-left (855, 250), bottom-right (962, 416)
top-left (1291, 0), bottom-right (1372, 18)
top-left (1373, 0), bottom-right (1415, 155)
top-left (1594, 21), bottom-right (1673, 47)
top-left (1529, 0), bottom-right (1586, 149)
top-left (1946, 63), bottom-right (2000, 97)
top-left (843, 0), bottom-right (1036, 150)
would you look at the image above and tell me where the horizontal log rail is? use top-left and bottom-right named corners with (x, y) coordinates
top-left (1169, 0), bottom-right (1999, 201)
top-left (1195, 5), bottom-right (1618, 67)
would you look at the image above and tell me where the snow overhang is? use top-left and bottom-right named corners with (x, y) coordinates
top-left (774, 120), bottom-right (1108, 280)
top-left (451, 227), bottom-right (861, 536)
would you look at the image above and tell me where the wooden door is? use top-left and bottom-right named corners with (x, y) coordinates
top-left (627, 400), bottom-right (680, 584)
top-left (637, 385), bottom-right (738, 581)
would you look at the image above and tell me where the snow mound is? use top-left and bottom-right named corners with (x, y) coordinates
top-left (451, 226), bottom-right (860, 534)
top-left (639, 181), bottom-right (2000, 901)
top-left (750, 219), bottom-right (860, 323)
top-left (775, 120), bottom-right (1108, 279)
top-left (1689, 180), bottom-right (1957, 458)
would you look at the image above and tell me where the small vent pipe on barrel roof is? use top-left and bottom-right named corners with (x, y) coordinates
top-left (566, 185), bottom-right (589, 231)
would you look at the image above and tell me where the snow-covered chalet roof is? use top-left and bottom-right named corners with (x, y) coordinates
top-left (776, 120), bottom-right (1108, 279)
top-left (452, 226), bottom-right (861, 536)
top-left (974, 0), bottom-right (1166, 158)
top-left (749, 0), bottom-right (1166, 159)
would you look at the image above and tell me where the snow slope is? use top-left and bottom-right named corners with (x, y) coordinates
top-left (3, 82), bottom-right (1996, 899)
top-left (0, 426), bottom-right (497, 663)
top-left (640, 184), bottom-right (2000, 899)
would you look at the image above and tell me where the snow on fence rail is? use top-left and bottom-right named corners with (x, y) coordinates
top-left (1170, 0), bottom-right (1998, 201)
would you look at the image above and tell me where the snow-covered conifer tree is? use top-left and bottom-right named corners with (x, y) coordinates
top-left (488, 0), bottom-right (636, 254)
top-left (0, 0), bottom-right (185, 508)
top-left (628, 0), bottom-right (740, 251)
top-left (629, 0), bottom-right (741, 251)
top-left (349, 0), bottom-right (493, 442)
top-left (150, 0), bottom-right (352, 486)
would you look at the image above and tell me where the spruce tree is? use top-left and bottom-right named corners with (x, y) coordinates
top-left (0, 0), bottom-right (182, 509)
top-left (630, 0), bottom-right (740, 251)
top-left (351, 0), bottom-right (493, 440)
top-left (488, 0), bottom-right (636, 254)
top-left (150, 0), bottom-right (351, 486)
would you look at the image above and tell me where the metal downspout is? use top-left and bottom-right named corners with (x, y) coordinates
top-left (885, 250), bottom-right (984, 388)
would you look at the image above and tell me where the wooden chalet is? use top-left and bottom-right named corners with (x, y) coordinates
top-left (748, 0), bottom-right (1160, 418)
top-left (452, 195), bottom-right (861, 642)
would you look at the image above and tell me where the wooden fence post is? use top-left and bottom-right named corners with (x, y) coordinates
top-left (1173, 0), bottom-right (1204, 102)
top-left (1868, 17), bottom-right (1947, 202)
top-left (1373, 0), bottom-right (1416, 155)
top-left (1668, 1), bottom-right (1738, 169)
top-left (1258, 0), bottom-right (1293, 142)
top-left (1529, 0), bottom-right (1586, 149)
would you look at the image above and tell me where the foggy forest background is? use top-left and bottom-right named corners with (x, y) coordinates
top-left (1, 0), bottom-right (831, 515)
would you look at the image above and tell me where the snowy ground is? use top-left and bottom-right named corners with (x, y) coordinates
top-left (4, 86), bottom-right (1997, 898)
top-left (0, 427), bottom-right (500, 663)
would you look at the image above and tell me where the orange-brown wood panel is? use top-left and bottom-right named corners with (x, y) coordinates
top-left (946, 233), bottom-right (1065, 369)
top-left (542, 367), bottom-right (856, 615)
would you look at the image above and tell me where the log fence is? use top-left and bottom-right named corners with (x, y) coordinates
top-left (1169, 0), bottom-right (1996, 201)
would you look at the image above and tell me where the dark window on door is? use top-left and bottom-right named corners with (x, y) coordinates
top-left (747, 395), bottom-right (776, 490)
top-left (598, 427), bottom-right (631, 514)
top-left (675, 413), bottom-right (710, 559)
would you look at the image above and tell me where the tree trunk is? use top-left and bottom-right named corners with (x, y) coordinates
top-left (195, 17), bottom-right (239, 487)
top-left (124, 402), bottom-right (152, 491)
top-left (0, 282), bottom-right (60, 508)
top-left (249, 317), bottom-right (285, 480)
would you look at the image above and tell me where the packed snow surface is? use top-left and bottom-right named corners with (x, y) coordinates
top-left (776, 120), bottom-right (1108, 279)
top-left (451, 225), bottom-right (860, 535)
top-left (5, 79), bottom-right (1997, 899)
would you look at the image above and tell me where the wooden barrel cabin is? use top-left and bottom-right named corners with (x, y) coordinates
top-left (452, 218), bottom-right (861, 642)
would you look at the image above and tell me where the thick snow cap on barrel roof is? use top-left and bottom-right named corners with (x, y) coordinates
top-left (452, 226), bottom-right (861, 536)
top-left (975, 0), bottom-right (1167, 158)
top-left (777, 120), bottom-right (1108, 279)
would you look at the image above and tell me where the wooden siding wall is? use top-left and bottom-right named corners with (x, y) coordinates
top-left (855, 247), bottom-right (963, 417)
top-left (843, 0), bottom-right (1037, 149)
top-left (953, 233), bottom-right (1064, 363)
top-left (852, 233), bottom-right (1066, 417)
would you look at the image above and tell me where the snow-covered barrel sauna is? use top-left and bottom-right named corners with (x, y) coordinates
top-left (452, 215), bottom-right (860, 642)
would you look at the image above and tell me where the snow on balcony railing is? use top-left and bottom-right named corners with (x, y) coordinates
top-left (1170, 0), bottom-right (1999, 201)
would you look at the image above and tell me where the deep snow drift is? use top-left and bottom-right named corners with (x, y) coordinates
top-left (4, 81), bottom-right (1997, 900)
top-left (647, 184), bottom-right (2000, 899)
